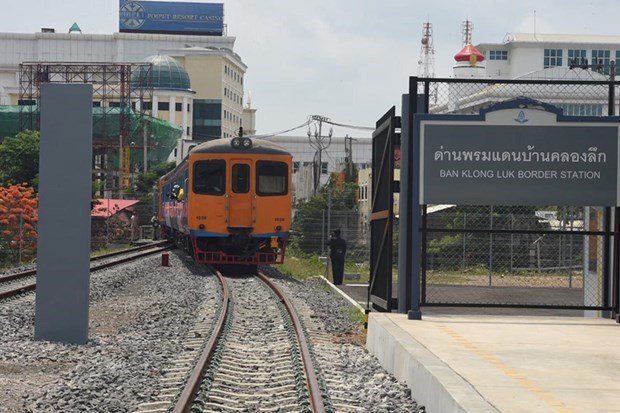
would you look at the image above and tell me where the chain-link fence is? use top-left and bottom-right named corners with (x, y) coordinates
top-left (0, 191), bottom-right (158, 268)
top-left (290, 209), bottom-right (374, 264)
top-left (423, 201), bottom-right (608, 307)
top-left (423, 77), bottom-right (617, 117)
top-left (0, 213), bottom-right (38, 267)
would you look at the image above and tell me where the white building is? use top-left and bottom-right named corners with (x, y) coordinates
top-left (267, 135), bottom-right (372, 204)
top-left (433, 32), bottom-right (616, 116)
top-left (477, 33), bottom-right (620, 79)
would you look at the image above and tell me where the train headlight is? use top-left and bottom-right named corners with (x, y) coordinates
top-left (231, 137), bottom-right (252, 150)
top-left (275, 225), bottom-right (282, 231)
top-left (199, 224), bottom-right (205, 230)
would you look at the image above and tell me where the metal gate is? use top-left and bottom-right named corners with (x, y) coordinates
top-left (368, 107), bottom-right (399, 311)
top-left (410, 76), bottom-right (620, 314)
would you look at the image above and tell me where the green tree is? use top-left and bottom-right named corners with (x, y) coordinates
top-left (134, 161), bottom-right (176, 194)
top-left (0, 130), bottom-right (40, 187)
top-left (127, 161), bottom-right (176, 224)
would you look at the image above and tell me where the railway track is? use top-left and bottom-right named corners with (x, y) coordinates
top-left (135, 268), bottom-right (329, 413)
top-left (0, 242), bottom-right (172, 301)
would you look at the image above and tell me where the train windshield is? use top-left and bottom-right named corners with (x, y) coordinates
top-left (256, 161), bottom-right (288, 196)
top-left (193, 160), bottom-right (226, 195)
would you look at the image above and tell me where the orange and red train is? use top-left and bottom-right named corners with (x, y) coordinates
top-left (157, 136), bottom-right (292, 265)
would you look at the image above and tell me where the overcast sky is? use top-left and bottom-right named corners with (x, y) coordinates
top-left (1, 0), bottom-right (617, 137)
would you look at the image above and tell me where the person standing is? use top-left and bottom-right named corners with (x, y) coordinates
top-left (327, 229), bottom-right (347, 285)
top-left (150, 214), bottom-right (159, 240)
top-left (130, 212), bottom-right (139, 243)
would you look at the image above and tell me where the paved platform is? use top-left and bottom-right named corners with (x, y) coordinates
top-left (324, 280), bottom-right (620, 413)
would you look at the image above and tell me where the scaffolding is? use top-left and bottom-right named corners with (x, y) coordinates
top-left (18, 62), bottom-right (155, 194)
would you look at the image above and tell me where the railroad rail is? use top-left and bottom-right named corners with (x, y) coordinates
top-left (0, 242), bottom-right (171, 301)
top-left (161, 268), bottom-right (327, 413)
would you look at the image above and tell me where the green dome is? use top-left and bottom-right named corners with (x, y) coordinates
top-left (132, 55), bottom-right (191, 90)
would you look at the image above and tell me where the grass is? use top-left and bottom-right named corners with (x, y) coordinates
top-left (90, 243), bottom-right (133, 257)
top-left (280, 249), bottom-right (372, 282)
top-left (279, 253), bottom-right (328, 280)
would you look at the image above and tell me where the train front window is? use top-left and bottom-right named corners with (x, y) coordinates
top-left (232, 164), bottom-right (250, 193)
top-left (256, 161), bottom-right (288, 196)
top-left (193, 160), bottom-right (225, 195)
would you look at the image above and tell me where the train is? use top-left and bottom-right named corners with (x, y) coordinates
top-left (157, 136), bottom-right (292, 265)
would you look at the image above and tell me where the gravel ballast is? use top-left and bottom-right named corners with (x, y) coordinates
top-left (0, 254), bottom-right (422, 412)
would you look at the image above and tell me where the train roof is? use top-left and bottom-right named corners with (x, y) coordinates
top-left (190, 137), bottom-right (291, 156)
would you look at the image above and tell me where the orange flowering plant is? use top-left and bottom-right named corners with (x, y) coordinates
top-left (0, 184), bottom-right (38, 264)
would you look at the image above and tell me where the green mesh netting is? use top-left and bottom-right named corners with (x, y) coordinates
top-left (0, 106), bottom-right (182, 166)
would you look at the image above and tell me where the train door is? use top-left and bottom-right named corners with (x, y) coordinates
top-left (228, 160), bottom-right (253, 228)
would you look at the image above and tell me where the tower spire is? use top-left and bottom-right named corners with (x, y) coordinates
top-left (417, 21), bottom-right (435, 78)
top-left (462, 19), bottom-right (473, 45)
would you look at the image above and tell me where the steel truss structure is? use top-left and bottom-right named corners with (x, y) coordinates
top-left (18, 62), bottom-right (153, 194)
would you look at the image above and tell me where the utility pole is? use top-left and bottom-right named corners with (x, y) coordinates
top-left (308, 115), bottom-right (332, 194)
top-left (344, 134), bottom-right (357, 179)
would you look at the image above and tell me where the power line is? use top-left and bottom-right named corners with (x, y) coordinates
top-left (192, 116), bottom-right (372, 142)
top-left (321, 119), bottom-right (374, 131)
top-left (247, 120), bottom-right (311, 139)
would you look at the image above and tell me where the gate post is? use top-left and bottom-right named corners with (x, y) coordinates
top-left (614, 207), bottom-right (620, 322)
top-left (406, 77), bottom-right (422, 320)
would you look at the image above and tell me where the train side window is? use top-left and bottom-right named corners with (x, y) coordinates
top-left (256, 161), bottom-right (288, 196)
top-left (193, 160), bottom-right (226, 195)
top-left (232, 164), bottom-right (250, 193)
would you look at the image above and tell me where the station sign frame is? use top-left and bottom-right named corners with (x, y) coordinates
top-left (417, 98), bottom-right (620, 206)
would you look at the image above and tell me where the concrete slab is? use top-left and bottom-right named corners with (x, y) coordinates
top-left (366, 313), bottom-right (620, 413)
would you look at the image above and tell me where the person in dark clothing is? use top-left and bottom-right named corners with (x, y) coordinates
top-left (327, 229), bottom-right (347, 285)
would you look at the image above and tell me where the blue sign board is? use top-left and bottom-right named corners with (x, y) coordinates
top-left (119, 0), bottom-right (224, 35)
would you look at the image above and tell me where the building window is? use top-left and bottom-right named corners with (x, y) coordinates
top-left (175, 102), bottom-right (183, 112)
top-left (544, 49), bottom-right (563, 68)
top-left (158, 102), bottom-right (170, 111)
top-left (568, 49), bottom-right (587, 66)
top-left (615, 51), bottom-right (620, 75)
top-left (592, 50), bottom-right (611, 74)
top-left (142, 101), bottom-right (152, 110)
top-left (92, 101), bottom-right (101, 107)
top-left (489, 50), bottom-right (507, 60)
top-left (292, 161), bottom-right (300, 173)
top-left (556, 103), bottom-right (603, 116)
top-left (321, 162), bottom-right (328, 174)
top-left (192, 99), bottom-right (221, 140)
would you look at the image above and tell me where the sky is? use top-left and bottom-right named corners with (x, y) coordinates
top-left (1, 0), bottom-right (619, 138)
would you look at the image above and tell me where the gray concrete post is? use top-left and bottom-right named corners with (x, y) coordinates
top-left (34, 83), bottom-right (93, 344)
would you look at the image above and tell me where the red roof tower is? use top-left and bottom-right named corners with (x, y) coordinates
top-left (454, 44), bottom-right (485, 65)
